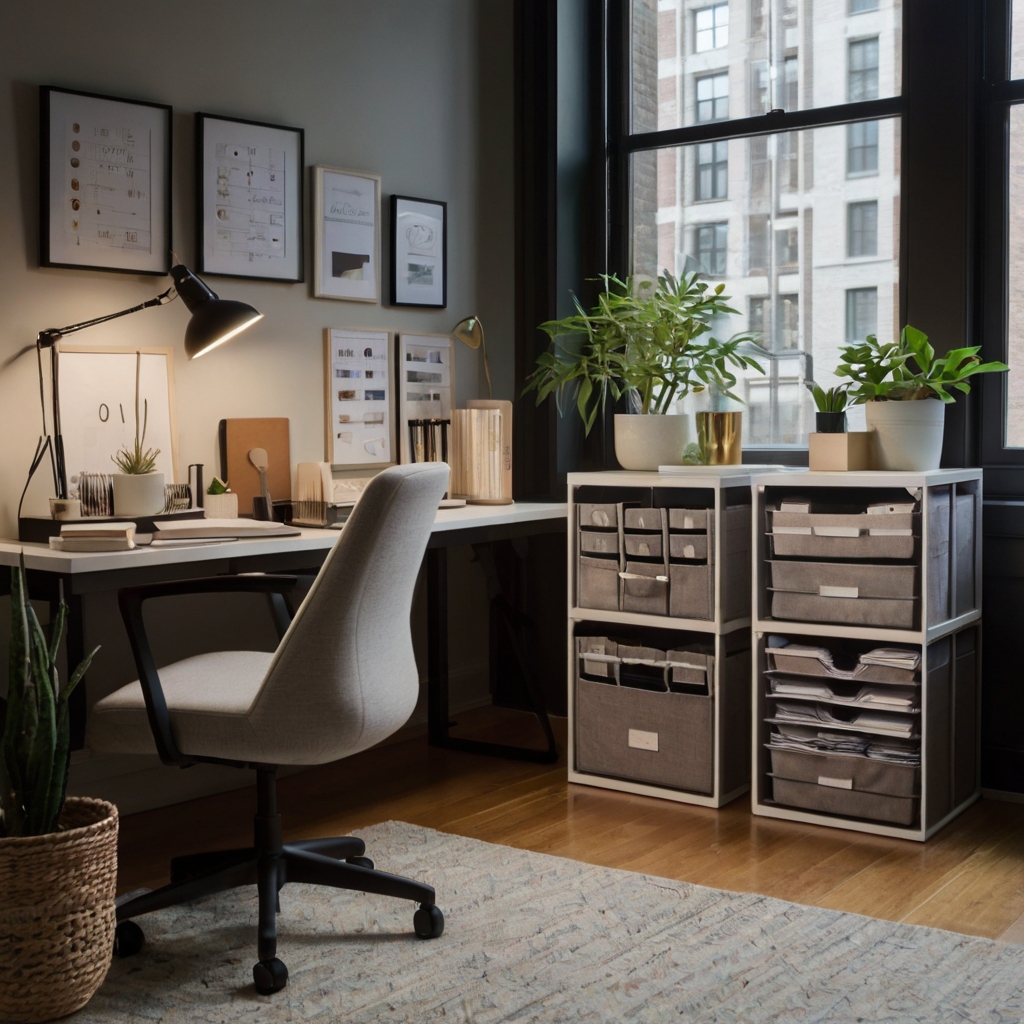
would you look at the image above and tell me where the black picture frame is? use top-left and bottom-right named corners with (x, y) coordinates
top-left (195, 112), bottom-right (304, 283)
top-left (40, 85), bottom-right (172, 275)
top-left (390, 194), bottom-right (448, 308)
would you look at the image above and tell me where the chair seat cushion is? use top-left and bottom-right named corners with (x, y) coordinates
top-left (86, 651), bottom-right (274, 760)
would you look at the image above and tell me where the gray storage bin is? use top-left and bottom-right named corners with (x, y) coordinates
top-left (580, 529), bottom-right (620, 556)
top-left (578, 503), bottom-right (620, 528)
top-left (576, 677), bottom-right (713, 794)
top-left (625, 532), bottom-right (665, 558)
top-left (624, 507), bottom-right (667, 532)
top-left (769, 560), bottom-right (918, 628)
top-left (927, 487), bottom-right (951, 625)
top-left (577, 636), bottom-right (617, 678)
top-left (769, 747), bottom-right (919, 798)
top-left (667, 649), bottom-right (714, 688)
top-left (955, 493), bottom-right (976, 616)
top-left (620, 561), bottom-right (669, 615)
top-left (669, 562), bottom-right (713, 619)
top-left (771, 776), bottom-right (917, 826)
top-left (722, 505), bottom-right (750, 621)
top-left (669, 533), bottom-right (708, 560)
top-left (578, 555), bottom-right (620, 611)
top-left (668, 508), bottom-right (709, 532)
top-left (769, 511), bottom-right (916, 560)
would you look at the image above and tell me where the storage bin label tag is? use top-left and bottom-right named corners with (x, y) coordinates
top-left (819, 585), bottom-right (859, 598)
top-left (818, 775), bottom-right (854, 789)
top-left (628, 729), bottom-right (659, 752)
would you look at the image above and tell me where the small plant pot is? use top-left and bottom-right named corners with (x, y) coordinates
top-left (815, 411), bottom-right (847, 434)
top-left (697, 411), bottom-right (742, 465)
top-left (864, 399), bottom-right (946, 471)
top-left (613, 414), bottom-right (687, 471)
top-left (203, 491), bottom-right (239, 519)
top-left (111, 471), bottom-right (165, 517)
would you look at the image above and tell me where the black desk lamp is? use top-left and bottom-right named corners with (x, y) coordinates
top-left (21, 261), bottom-right (262, 507)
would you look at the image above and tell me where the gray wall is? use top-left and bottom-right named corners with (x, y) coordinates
top-left (0, 0), bottom-right (515, 810)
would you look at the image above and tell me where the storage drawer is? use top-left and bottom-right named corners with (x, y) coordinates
top-left (577, 636), bottom-right (617, 678)
top-left (769, 748), bottom-right (919, 798)
top-left (769, 511), bottom-right (916, 560)
top-left (669, 533), bottom-right (708, 561)
top-left (580, 529), bottom-right (620, 556)
top-left (669, 563), bottom-right (713, 620)
top-left (668, 508), bottom-right (708, 532)
top-left (576, 677), bottom-right (713, 794)
top-left (667, 649), bottom-right (714, 688)
top-left (771, 776), bottom-right (917, 826)
top-left (578, 555), bottom-right (620, 611)
top-left (624, 507), bottom-right (666, 532)
top-left (578, 503), bottom-right (620, 528)
top-left (769, 561), bottom-right (917, 628)
top-left (620, 561), bottom-right (668, 615)
top-left (624, 532), bottom-right (664, 558)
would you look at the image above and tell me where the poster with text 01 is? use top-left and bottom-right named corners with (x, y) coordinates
top-left (314, 167), bottom-right (381, 302)
top-left (325, 328), bottom-right (394, 467)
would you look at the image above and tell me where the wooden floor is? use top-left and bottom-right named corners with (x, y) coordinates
top-left (118, 708), bottom-right (1024, 943)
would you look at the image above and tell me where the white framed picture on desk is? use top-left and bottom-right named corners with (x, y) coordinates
top-left (396, 332), bottom-right (455, 464)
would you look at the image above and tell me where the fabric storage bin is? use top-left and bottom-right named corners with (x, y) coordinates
top-left (769, 748), bottom-right (919, 798)
top-left (722, 505), bottom-right (751, 622)
top-left (580, 530), bottom-right (620, 556)
top-left (620, 561), bottom-right (669, 615)
top-left (575, 677), bottom-right (714, 794)
top-left (577, 636), bottom-right (617, 678)
top-left (955, 493), bottom-right (976, 616)
top-left (624, 507), bottom-right (667, 532)
top-left (669, 563), bottom-right (713, 619)
top-left (668, 508), bottom-right (709, 532)
top-left (578, 555), bottom-right (620, 611)
top-left (771, 776), bottom-right (917, 826)
top-left (667, 649), bottom-right (714, 689)
top-left (927, 487), bottom-right (951, 625)
top-left (769, 511), bottom-right (916, 560)
top-left (578, 503), bottom-right (621, 529)
top-left (769, 561), bottom-right (918, 628)
top-left (625, 532), bottom-right (665, 558)
top-left (669, 533), bottom-right (708, 560)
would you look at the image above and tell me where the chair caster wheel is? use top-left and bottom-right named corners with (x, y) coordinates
top-left (347, 855), bottom-right (374, 870)
top-left (414, 903), bottom-right (444, 939)
top-left (114, 920), bottom-right (145, 958)
top-left (253, 957), bottom-right (288, 994)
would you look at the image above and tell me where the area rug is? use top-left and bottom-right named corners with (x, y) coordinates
top-left (75, 821), bottom-right (1024, 1023)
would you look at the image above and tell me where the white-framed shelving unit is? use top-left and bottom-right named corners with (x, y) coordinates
top-left (750, 468), bottom-right (982, 841)
top-left (567, 468), bottom-right (757, 808)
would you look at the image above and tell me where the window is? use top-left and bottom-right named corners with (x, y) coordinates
top-left (781, 56), bottom-right (799, 112)
top-left (849, 38), bottom-right (880, 102)
top-left (696, 141), bottom-right (728, 200)
top-left (777, 295), bottom-right (799, 350)
top-left (775, 227), bottom-right (799, 267)
top-left (696, 73), bottom-right (729, 122)
top-left (696, 222), bottom-right (728, 275)
top-left (749, 295), bottom-right (768, 335)
top-left (848, 200), bottom-right (878, 256)
top-left (850, 0), bottom-right (879, 12)
top-left (846, 287), bottom-right (878, 342)
top-left (748, 215), bottom-right (770, 274)
top-left (695, 3), bottom-right (729, 53)
top-left (847, 120), bottom-right (879, 176)
top-left (778, 131), bottom-right (799, 191)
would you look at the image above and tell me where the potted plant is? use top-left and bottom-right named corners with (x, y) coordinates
top-left (806, 382), bottom-right (850, 434)
top-left (524, 271), bottom-right (764, 470)
top-left (111, 353), bottom-right (163, 516)
top-left (1, 557), bottom-right (115, 1023)
top-left (835, 325), bottom-right (1007, 470)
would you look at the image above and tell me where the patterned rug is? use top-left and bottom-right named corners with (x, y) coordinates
top-left (76, 821), bottom-right (1024, 1023)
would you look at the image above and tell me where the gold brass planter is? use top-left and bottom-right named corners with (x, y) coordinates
top-left (697, 411), bottom-right (742, 465)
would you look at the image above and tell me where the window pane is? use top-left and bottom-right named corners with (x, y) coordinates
top-left (1006, 105), bottom-right (1024, 446)
top-left (631, 0), bottom-right (902, 134)
top-left (631, 119), bottom-right (901, 446)
top-left (1013, 0), bottom-right (1024, 80)
top-left (847, 120), bottom-right (879, 176)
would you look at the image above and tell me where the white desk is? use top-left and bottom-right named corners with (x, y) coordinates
top-left (0, 501), bottom-right (567, 758)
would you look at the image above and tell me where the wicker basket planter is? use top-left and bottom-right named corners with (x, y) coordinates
top-left (0, 797), bottom-right (118, 1023)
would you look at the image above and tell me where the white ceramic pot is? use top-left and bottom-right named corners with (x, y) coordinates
top-left (614, 414), bottom-right (687, 471)
top-left (864, 400), bottom-right (946, 471)
top-left (203, 492), bottom-right (239, 519)
top-left (111, 472), bottom-right (165, 516)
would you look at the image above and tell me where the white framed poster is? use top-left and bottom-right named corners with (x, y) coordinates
top-left (40, 86), bottom-right (171, 275)
top-left (196, 113), bottom-right (304, 282)
top-left (313, 166), bottom-right (381, 302)
top-left (390, 195), bottom-right (447, 307)
top-left (323, 328), bottom-right (395, 468)
top-left (396, 332), bottom-right (455, 464)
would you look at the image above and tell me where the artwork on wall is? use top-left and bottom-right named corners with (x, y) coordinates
top-left (323, 327), bottom-right (395, 468)
top-left (390, 195), bottom-right (447, 307)
top-left (396, 332), bottom-right (455, 464)
top-left (313, 166), bottom-right (381, 302)
top-left (196, 113), bottom-right (304, 282)
top-left (40, 86), bottom-right (172, 275)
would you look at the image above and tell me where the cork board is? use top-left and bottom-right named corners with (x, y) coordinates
top-left (219, 418), bottom-right (291, 515)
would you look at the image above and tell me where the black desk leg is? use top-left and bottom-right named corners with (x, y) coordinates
top-left (63, 584), bottom-right (88, 750)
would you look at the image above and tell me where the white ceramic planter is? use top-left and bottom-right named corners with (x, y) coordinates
top-left (203, 492), bottom-right (239, 519)
top-left (864, 400), bottom-right (946, 471)
top-left (111, 472), bottom-right (165, 516)
top-left (614, 414), bottom-right (687, 471)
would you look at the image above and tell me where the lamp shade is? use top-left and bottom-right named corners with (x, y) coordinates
top-left (171, 263), bottom-right (263, 359)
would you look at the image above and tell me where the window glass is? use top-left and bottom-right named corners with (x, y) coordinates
top-left (847, 120), bottom-right (879, 176)
top-left (850, 0), bottom-right (879, 14)
top-left (848, 38), bottom-right (880, 102)
top-left (846, 287), bottom-right (879, 342)
top-left (1005, 105), bottom-right (1024, 446)
top-left (696, 140), bottom-right (729, 200)
top-left (695, 3), bottom-right (729, 52)
top-left (696, 72), bottom-right (730, 121)
top-left (847, 200), bottom-right (878, 256)
top-left (697, 222), bottom-right (729, 274)
top-left (1013, 0), bottom-right (1024, 80)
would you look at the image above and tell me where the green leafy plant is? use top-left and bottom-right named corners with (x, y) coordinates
top-left (523, 271), bottom-right (765, 434)
top-left (835, 325), bottom-right (1008, 404)
top-left (207, 476), bottom-right (230, 496)
top-left (806, 382), bottom-right (850, 413)
top-left (1, 557), bottom-right (99, 837)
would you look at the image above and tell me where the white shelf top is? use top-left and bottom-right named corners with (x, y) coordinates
top-left (751, 468), bottom-right (982, 488)
top-left (570, 469), bottom-right (756, 489)
top-left (571, 606), bottom-right (749, 634)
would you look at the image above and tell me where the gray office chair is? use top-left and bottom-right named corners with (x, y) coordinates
top-left (86, 463), bottom-right (450, 995)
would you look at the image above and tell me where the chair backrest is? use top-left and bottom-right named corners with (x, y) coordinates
top-left (244, 462), bottom-right (449, 765)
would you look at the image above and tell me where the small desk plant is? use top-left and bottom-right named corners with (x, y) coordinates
top-left (524, 271), bottom-right (764, 469)
top-left (806, 383), bottom-right (851, 434)
top-left (110, 350), bottom-right (164, 517)
top-left (0, 557), bottom-right (117, 1022)
top-left (834, 325), bottom-right (1007, 470)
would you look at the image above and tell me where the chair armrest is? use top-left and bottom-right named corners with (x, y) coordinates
top-left (116, 575), bottom-right (298, 766)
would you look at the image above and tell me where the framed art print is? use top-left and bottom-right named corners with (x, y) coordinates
top-left (196, 113), bottom-right (304, 282)
top-left (313, 166), bottom-right (381, 302)
top-left (323, 327), bottom-right (395, 468)
top-left (390, 195), bottom-right (447, 307)
top-left (40, 86), bottom-right (172, 274)
top-left (396, 332), bottom-right (455, 463)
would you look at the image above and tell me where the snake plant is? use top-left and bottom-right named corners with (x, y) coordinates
top-left (0, 556), bottom-right (98, 837)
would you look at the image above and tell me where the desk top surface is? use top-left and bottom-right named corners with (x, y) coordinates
top-left (0, 501), bottom-right (567, 574)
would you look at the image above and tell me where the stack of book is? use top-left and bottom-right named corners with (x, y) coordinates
top-left (50, 522), bottom-right (137, 551)
top-left (450, 401), bottom-right (512, 504)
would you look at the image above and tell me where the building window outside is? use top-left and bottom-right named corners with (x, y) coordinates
top-left (777, 295), bottom-right (799, 350)
top-left (850, 0), bottom-right (879, 12)
top-left (696, 140), bottom-right (729, 200)
top-left (696, 222), bottom-right (729, 275)
top-left (847, 120), bottom-right (879, 176)
top-left (846, 287), bottom-right (878, 342)
top-left (778, 131), bottom-right (799, 191)
top-left (848, 200), bottom-right (878, 257)
top-left (696, 72), bottom-right (729, 122)
top-left (775, 227), bottom-right (799, 268)
top-left (781, 56), bottom-right (799, 112)
top-left (849, 37), bottom-right (880, 102)
top-left (695, 3), bottom-right (729, 53)
top-left (751, 60), bottom-right (770, 116)
top-left (748, 214), bottom-right (770, 273)
top-left (750, 135), bottom-right (770, 196)
top-left (749, 296), bottom-right (768, 337)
